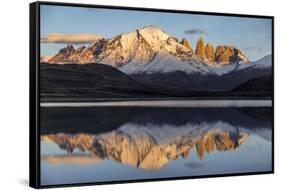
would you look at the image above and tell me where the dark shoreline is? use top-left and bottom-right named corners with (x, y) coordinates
top-left (40, 97), bottom-right (272, 103)
top-left (40, 106), bottom-right (272, 135)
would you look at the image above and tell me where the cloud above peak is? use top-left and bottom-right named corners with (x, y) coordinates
top-left (244, 46), bottom-right (263, 52)
top-left (184, 28), bottom-right (207, 35)
top-left (41, 33), bottom-right (103, 44)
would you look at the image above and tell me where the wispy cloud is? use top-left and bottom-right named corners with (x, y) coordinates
top-left (244, 46), bottom-right (263, 52)
top-left (41, 33), bottom-right (103, 44)
top-left (184, 28), bottom-right (207, 35)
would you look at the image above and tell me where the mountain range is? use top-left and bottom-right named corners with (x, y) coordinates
top-left (43, 25), bottom-right (249, 67)
top-left (40, 25), bottom-right (272, 100)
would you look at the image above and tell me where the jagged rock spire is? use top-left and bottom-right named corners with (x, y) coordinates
top-left (180, 38), bottom-right (192, 51)
top-left (215, 45), bottom-right (249, 65)
top-left (205, 43), bottom-right (215, 64)
top-left (195, 37), bottom-right (206, 59)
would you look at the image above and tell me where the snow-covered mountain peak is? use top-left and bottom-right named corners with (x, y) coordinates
top-left (91, 29), bottom-right (155, 66)
top-left (137, 25), bottom-right (170, 49)
top-left (138, 25), bottom-right (168, 36)
top-left (87, 25), bottom-right (196, 66)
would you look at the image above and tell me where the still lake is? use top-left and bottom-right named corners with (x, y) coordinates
top-left (40, 101), bottom-right (272, 186)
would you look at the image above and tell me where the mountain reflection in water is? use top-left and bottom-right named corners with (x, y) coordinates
top-left (40, 106), bottom-right (272, 185)
top-left (41, 128), bottom-right (248, 171)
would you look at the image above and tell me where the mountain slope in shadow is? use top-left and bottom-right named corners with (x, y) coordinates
top-left (40, 63), bottom-right (187, 101)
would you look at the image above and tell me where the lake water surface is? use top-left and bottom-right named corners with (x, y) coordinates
top-left (40, 104), bottom-right (272, 186)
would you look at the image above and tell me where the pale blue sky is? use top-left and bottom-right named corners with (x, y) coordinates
top-left (40, 5), bottom-right (272, 61)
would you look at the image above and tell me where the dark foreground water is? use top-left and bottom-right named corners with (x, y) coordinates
top-left (40, 106), bottom-right (272, 186)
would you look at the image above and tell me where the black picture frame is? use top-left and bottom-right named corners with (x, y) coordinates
top-left (30, 1), bottom-right (274, 188)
